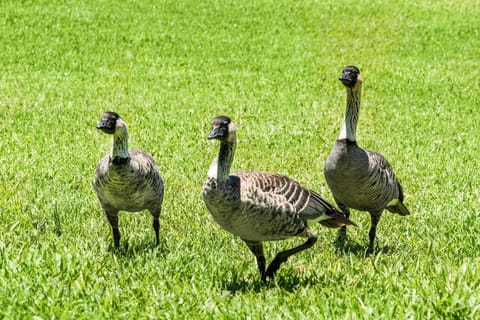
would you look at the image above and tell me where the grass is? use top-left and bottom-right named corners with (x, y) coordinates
top-left (1, 0), bottom-right (479, 318)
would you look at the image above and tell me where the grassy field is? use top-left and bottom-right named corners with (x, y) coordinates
top-left (1, 0), bottom-right (479, 318)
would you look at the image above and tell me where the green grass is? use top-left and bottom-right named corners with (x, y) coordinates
top-left (1, 0), bottom-right (479, 318)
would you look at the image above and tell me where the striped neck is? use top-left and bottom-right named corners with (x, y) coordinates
top-left (338, 85), bottom-right (362, 142)
top-left (208, 135), bottom-right (236, 184)
top-left (112, 120), bottom-right (130, 161)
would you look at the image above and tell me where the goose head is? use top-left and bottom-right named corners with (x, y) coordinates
top-left (339, 66), bottom-right (362, 90)
top-left (97, 111), bottom-right (122, 135)
top-left (207, 116), bottom-right (236, 143)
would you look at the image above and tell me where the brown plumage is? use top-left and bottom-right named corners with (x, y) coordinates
top-left (202, 115), bottom-right (356, 281)
top-left (94, 111), bottom-right (164, 248)
top-left (324, 66), bottom-right (410, 254)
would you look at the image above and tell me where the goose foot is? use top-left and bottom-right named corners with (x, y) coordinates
top-left (334, 226), bottom-right (347, 247)
top-left (365, 245), bottom-right (375, 257)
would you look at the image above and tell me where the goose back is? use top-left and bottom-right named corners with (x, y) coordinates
top-left (204, 171), bottom-right (309, 241)
top-left (325, 140), bottom-right (401, 213)
top-left (204, 169), bottom-right (351, 242)
top-left (94, 149), bottom-right (164, 213)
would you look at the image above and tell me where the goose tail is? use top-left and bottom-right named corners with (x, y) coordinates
top-left (319, 210), bottom-right (358, 228)
top-left (386, 199), bottom-right (410, 216)
top-left (386, 181), bottom-right (410, 216)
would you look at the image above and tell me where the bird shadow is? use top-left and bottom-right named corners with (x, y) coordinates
top-left (221, 241), bottom-right (402, 293)
top-left (221, 276), bottom-right (264, 293)
top-left (334, 239), bottom-right (399, 258)
top-left (220, 270), bottom-right (318, 294)
top-left (221, 242), bottom-right (402, 293)
top-left (107, 239), bottom-right (170, 258)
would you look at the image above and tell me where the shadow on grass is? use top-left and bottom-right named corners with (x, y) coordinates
top-left (221, 242), bottom-right (401, 293)
top-left (220, 269), bottom-right (322, 294)
top-left (221, 276), bottom-right (264, 293)
top-left (107, 238), bottom-right (171, 258)
top-left (334, 238), bottom-right (400, 257)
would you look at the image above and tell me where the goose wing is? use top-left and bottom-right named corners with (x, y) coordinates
top-left (366, 150), bottom-right (410, 215)
top-left (366, 150), bottom-right (401, 198)
top-left (234, 171), bottom-right (311, 213)
top-left (234, 171), bottom-right (355, 227)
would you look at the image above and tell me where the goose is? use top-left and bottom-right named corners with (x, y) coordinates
top-left (202, 115), bottom-right (356, 281)
top-left (324, 66), bottom-right (410, 254)
top-left (94, 111), bottom-right (164, 248)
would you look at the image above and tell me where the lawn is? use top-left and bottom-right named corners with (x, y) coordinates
top-left (0, 0), bottom-right (479, 318)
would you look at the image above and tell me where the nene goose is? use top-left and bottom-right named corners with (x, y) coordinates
top-left (324, 66), bottom-right (410, 254)
top-left (202, 116), bottom-right (356, 281)
top-left (94, 111), bottom-right (164, 248)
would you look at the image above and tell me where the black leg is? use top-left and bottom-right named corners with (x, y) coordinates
top-left (153, 218), bottom-right (160, 246)
top-left (106, 213), bottom-right (120, 248)
top-left (150, 209), bottom-right (161, 246)
top-left (367, 212), bottom-right (382, 255)
top-left (265, 230), bottom-right (318, 280)
top-left (244, 240), bottom-right (266, 281)
top-left (335, 203), bottom-right (350, 245)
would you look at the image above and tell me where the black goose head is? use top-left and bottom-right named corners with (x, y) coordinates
top-left (208, 115), bottom-right (234, 141)
top-left (97, 111), bottom-right (121, 134)
top-left (339, 66), bottom-right (361, 88)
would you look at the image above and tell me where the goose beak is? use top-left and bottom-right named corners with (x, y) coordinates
top-left (97, 120), bottom-right (106, 129)
top-left (339, 75), bottom-right (356, 88)
top-left (97, 120), bottom-right (115, 134)
top-left (338, 67), bottom-right (359, 88)
top-left (207, 127), bottom-right (220, 140)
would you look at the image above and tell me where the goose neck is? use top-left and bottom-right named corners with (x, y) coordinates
top-left (209, 137), bottom-right (236, 184)
top-left (112, 121), bottom-right (130, 161)
top-left (338, 87), bottom-right (361, 142)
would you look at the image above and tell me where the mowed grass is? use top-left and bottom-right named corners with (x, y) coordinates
top-left (0, 0), bottom-right (479, 318)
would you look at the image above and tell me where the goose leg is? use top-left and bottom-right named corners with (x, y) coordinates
top-left (106, 212), bottom-right (120, 248)
top-left (150, 209), bottom-right (161, 246)
top-left (265, 230), bottom-right (318, 280)
top-left (367, 212), bottom-right (382, 255)
top-left (335, 203), bottom-right (351, 245)
top-left (244, 240), bottom-right (266, 281)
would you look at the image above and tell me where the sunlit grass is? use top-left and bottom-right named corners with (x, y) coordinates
top-left (0, 0), bottom-right (479, 318)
